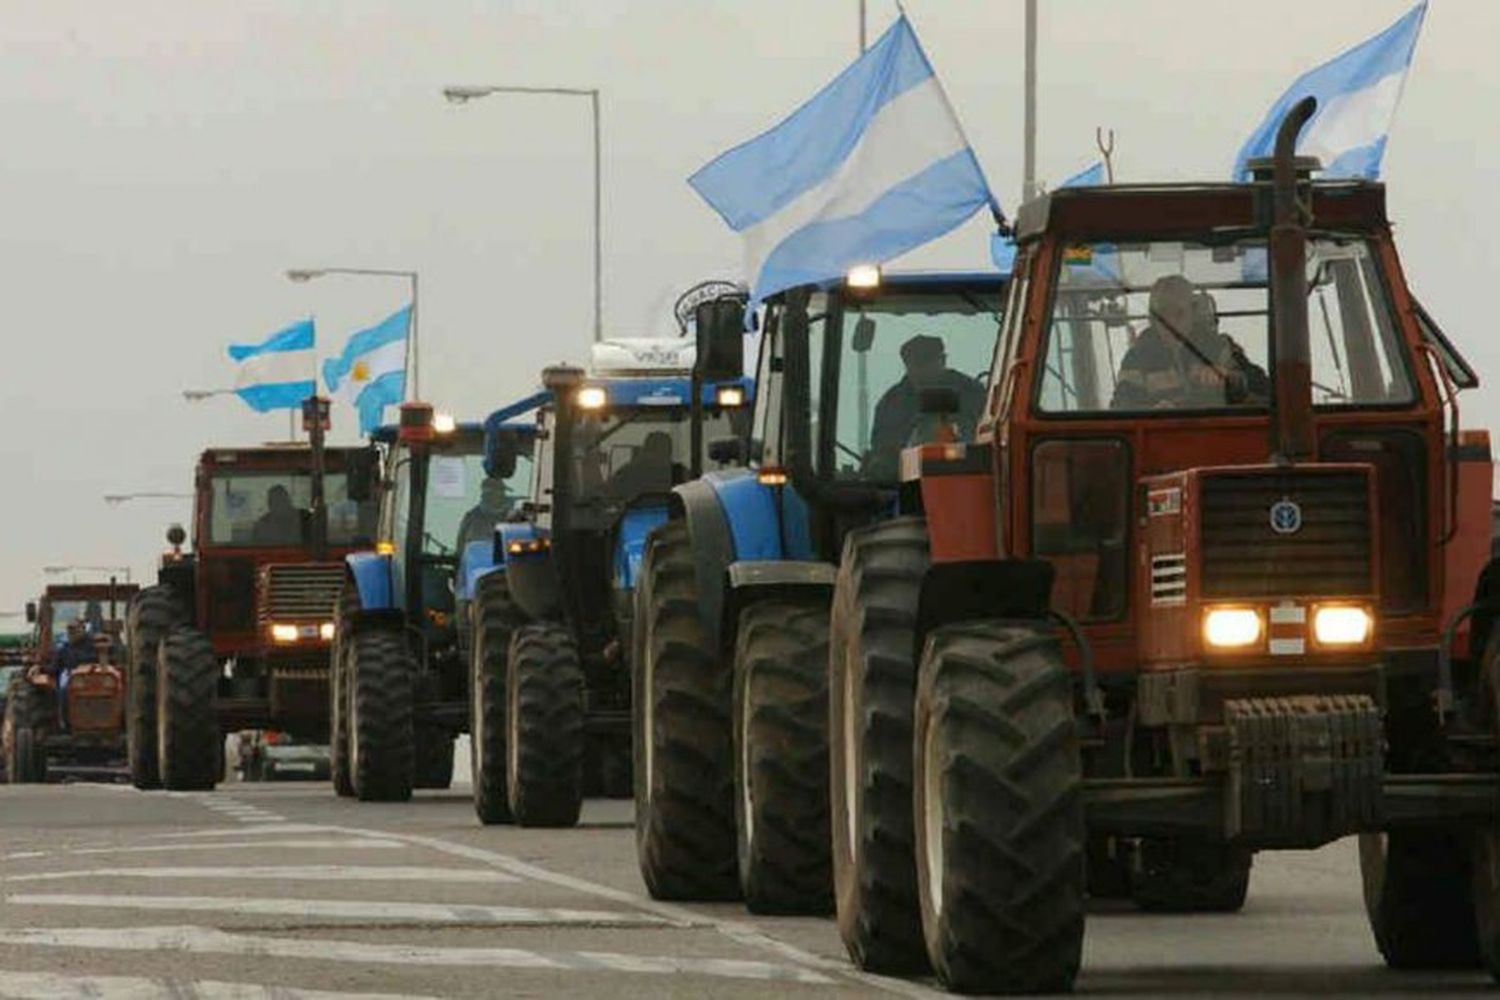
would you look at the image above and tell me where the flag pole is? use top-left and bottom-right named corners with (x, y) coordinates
top-left (1023, 0), bottom-right (1038, 203)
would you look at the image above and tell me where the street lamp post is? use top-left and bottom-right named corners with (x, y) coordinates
top-left (286, 268), bottom-right (421, 399)
top-left (442, 84), bottom-right (603, 343)
top-left (103, 493), bottom-right (193, 506)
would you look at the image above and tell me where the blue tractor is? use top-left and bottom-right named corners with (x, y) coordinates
top-left (332, 398), bottom-right (540, 802)
top-left (630, 270), bottom-right (1006, 925)
top-left (466, 337), bottom-right (753, 827)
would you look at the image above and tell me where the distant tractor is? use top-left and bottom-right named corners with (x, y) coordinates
top-left (4, 581), bottom-right (139, 783)
top-left (630, 272), bottom-right (1004, 913)
top-left (822, 99), bottom-right (1500, 992)
top-left (333, 400), bottom-right (539, 802)
top-left (125, 425), bottom-right (380, 791)
top-left (467, 337), bottom-right (752, 828)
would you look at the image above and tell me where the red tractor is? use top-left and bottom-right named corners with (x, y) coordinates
top-left (4, 581), bottom-right (138, 782)
top-left (826, 99), bottom-right (1500, 991)
top-left (125, 437), bottom-right (379, 791)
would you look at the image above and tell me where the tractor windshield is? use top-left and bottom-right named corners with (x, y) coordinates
top-left (206, 471), bottom-right (378, 547)
top-left (43, 600), bottom-right (111, 640)
top-left (394, 444), bottom-right (534, 559)
top-left (1036, 237), bottom-right (1414, 415)
top-left (811, 285), bottom-right (1001, 481)
top-left (567, 404), bottom-right (744, 504)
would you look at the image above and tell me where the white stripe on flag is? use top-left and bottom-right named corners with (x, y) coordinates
top-left (333, 338), bottom-right (406, 402)
top-left (1299, 71), bottom-right (1404, 165)
top-left (235, 348), bottom-right (314, 390)
top-left (741, 76), bottom-right (966, 287)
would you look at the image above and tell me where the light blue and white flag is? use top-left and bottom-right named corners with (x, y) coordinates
top-left (228, 319), bottom-right (315, 413)
top-left (1232, 2), bottom-right (1426, 181)
top-left (322, 305), bottom-right (410, 434)
top-left (690, 16), bottom-right (997, 316)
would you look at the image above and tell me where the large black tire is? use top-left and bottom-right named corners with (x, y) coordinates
top-left (5, 681), bottom-right (51, 784)
top-left (156, 626), bottom-right (220, 792)
top-left (632, 520), bottom-right (738, 900)
top-left (733, 596), bottom-right (832, 914)
top-left (829, 516), bottom-right (930, 973)
top-left (126, 586), bottom-right (182, 790)
top-left (1086, 836), bottom-right (1133, 900)
top-left (348, 628), bottom-right (415, 802)
top-left (1469, 625), bottom-right (1500, 978)
top-left (329, 584), bottom-right (357, 798)
top-left (506, 623), bottom-right (585, 827)
top-left (1362, 831), bottom-right (1479, 968)
top-left (1132, 839), bottom-right (1252, 913)
top-left (470, 572), bottom-right (521, 824)
top-left (415, 731), bottom-right (455, 789)
top-left (913, 621), bottom-right (1085, 994)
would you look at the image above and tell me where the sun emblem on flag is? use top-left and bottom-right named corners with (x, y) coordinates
top-left (351, 359), bottom-right (371, 384)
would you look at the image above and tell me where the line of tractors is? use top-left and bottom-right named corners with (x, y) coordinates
top-left (9, 105), bottom-right (1500, 992)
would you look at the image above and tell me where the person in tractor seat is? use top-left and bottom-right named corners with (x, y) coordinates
top-left (253, 484), bottom-right (302, 545)
top-left (456, 475), bottom-right (518, 555)
top-left (1111, 275), bottom-right (1267, 410)
top-left (47, 618), bottom-right (95, 729)
top-left (610, 430), bottom-right (676, 499)
top-left (867, 334), bottom-right (985, 477)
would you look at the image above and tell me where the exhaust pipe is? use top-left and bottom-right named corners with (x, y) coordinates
top-left (1268, 95), bottom-right (1318, 464)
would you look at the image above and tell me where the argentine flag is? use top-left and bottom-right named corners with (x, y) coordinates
top-left (689, 16), bottom-right (996, 316)
top-left (323, 305), bottom-right (410, 434)
top-left (1232, 2), bottom-right (1426, 181)
top-left (228, 319), bottom-right (315, 413)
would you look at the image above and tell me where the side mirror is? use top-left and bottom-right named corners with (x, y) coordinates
top-left (851, 315), bottom-right (876, 353)
top-left (707, 437), bottom-right (746, 466)
top-left (920, 386), bottom-right (961, 416)
top-left (347, 447), bottom-right (379, 502)
top-left (24, 602), bottom-right (36, 624)
top-left (694, 297), bottom-right (746, 381)
top-left (485, 431), bottom-right (521, 480)
top-left (165, 524), bottom-right (187, 547)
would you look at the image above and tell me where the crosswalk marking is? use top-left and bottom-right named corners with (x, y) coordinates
top-left (0, 925), bottom-right (835, 986)
top-left (0, 968), bottom-right (441, 999)
top-left (65, 838), bottom-right (401, 856)
top-left (8, 864), bottom-right (519, 884)
top-left (7, 893), bottom-right (694, 928)
top-left (149, 824), bottom-right (331, 838)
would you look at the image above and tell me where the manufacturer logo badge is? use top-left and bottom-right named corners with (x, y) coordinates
top-left (1269, 498), bottom-right (1303, 535)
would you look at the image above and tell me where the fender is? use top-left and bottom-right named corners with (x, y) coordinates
top-left (471, 522), bottom-right (543, 589)
top-left (345, 552), bottom-right (396, 613)
top-left (615, 505), bottom-right (671, 592)
top-left (914, 558), bottom-right (1055, 661)
top-left (456, 540), bottom-right (494, 603)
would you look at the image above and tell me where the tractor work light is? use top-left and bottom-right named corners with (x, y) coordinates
top-left (1312, 605), bottom-right (1372, 646)
top-left (506, 537), bottom-right (551, 556)
top-left (432, 412), bottom-right (457, 435)
top-left (846, 264), bottom-right (881, 289)
top-left (576, 386), bottom-right (608, 410)
top-left (319, 623), bottom-right (336, 641)
top-left (376, 541), bottom-right (397, 556)
top-left (715, 385), bottom-right (746, 408)
top-left (1202, 607), bottom-right (1263, 649)
top-left (757, 468), bottom-right (789, 487)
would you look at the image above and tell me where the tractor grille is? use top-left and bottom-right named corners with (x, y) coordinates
top-left (259, 563), bottom-right (343, 624)
top-left (68, 673), bottom-right (122, 732)
top-left (1200, 471), bottom-right (1372, 599)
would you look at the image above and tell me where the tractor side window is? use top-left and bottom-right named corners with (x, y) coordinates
top-left (749, 314), bottom-right (782, 467)
top-left (1030, 438), bottom-right (1130, 621)
top-left (1307, 241), bottom-right (1414, 405)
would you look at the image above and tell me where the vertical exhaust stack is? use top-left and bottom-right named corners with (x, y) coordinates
top-left (1269, 96), bottom-right (1319, 464)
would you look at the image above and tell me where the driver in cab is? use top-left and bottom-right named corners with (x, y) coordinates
top-left (866, 334), bottom-right (985, 478)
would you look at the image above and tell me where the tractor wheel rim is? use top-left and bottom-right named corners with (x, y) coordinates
top-left (641, 631), bottom-right (654, 808)
top-left (842, 647), bottom-right (859, 866)
top-left (472, 642), bottom-right (486, 780)
top-left (738, 670), bottom-right (753, 851)
top-left (922, 715), bottom-right (944, 920)
top-left (348, 659), bottom-right (360, 780)
top-left (507, 669), bottom-right (520, 797)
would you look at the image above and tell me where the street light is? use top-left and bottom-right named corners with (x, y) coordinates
top-left (443, 83), bottom-right (603, 343)
top-left (43, 565), bottom-right (133, 583)
top-left (103, 492), bottom-right (192, 506)
top-left (286, 267), bottom-right (421, 398)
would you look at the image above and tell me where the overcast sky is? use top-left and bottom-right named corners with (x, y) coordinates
top-left (0, 0), bottom-right (1493, 613)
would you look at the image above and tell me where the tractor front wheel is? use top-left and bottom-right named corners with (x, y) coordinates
top-left (5, 682), bottom-right (51, 784)
top-left (156, 626), bottom-right (220, 792)
top-left (506, 623), bottom-right (584, 827)
top-left (126, 585), bottom-right (182, 790)
top-left (348, 628), bottom-right (415, 802)
top-left (1469, 626), bottom-right (1500, 980)
top-left (1362, 831), bottom-right (1478, 968)
top-left (912, 621), bottom-right (1085, 995)
top-left (415, 731), bottom-right (455, 789)
top-left (1131, 839), bottom-right (1252, 912)
top-left (471, 572), bottom-right (520, 824)
top-left (733, 595), bottom-right (832, 914)
top-left (329, 584), bottom-right (357, 798)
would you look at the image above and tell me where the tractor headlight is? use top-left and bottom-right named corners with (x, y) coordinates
top-left (715, 385), bottom-right (746, 408)
top-left (1202, 607), bottom-right (1262, 649)
top-left (432, 412), bottom-right (457, 435)
top-left (846, 264), bottom-right (881, 289)
top-left (576, 386), bottom-right (607, 410)
top-left (1313, 605), bottom-right (1372, 646)
top-left (319, 622), bottom-right (336, 641)
top-left (270, 624), bottom-right (300, 644)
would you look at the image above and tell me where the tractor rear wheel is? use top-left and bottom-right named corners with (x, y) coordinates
top-left (349, 628), bottom-right (415, 802)
top-left (415, 730), bottom-right (455, 789)
top-left (1132, 839), bottom-right (1252, 912)
top-left (5, 681), bottom-right (51, 784)
top-left (1085, 836), bottom-right (1133, 900)
top-left (471, 572), bottom-right (521, 824)
top-left (329, 584), bottom-right (357, 798)
top-left (156, 626), bottom-right (220, 791)
top-left (506, 623), bottom-right (585, 827)
top-left (733, 595), bottom-right (832, 914)
top-left (913, 621), bottom-right (1085, 995)
top-left (1468, 626), bottom-right (1500, 979)
top-left (1362, 831), bottom-right (1479, 968)
top-left (126, 585), bottom-right (182, 790)
top-left (632, 520), bottom-right (738, 900)
top-left (829, 516), bottom-right (931, 974)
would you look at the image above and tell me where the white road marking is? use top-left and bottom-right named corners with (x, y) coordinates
top-left (8, 865), bottom-right (519, 884)
top-left (0, 926), bottom-right (834, 986)
top-left (0, 968), bottom-right (440, 999)
top-left (65, 839), bottom-right (401, 856)
top-left (148, 824), bottom-right (330, 838)
top-left (7, 893), bottom-right (693, 927)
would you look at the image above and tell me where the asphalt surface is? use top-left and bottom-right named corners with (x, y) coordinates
top-left (0, 748), bottom-right (1492, 998)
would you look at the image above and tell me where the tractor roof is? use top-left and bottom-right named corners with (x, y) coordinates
top-left (198, 444), bottom-right (370, 470)
top-left (42, 582), bottom-right (139, 602)
top-left (1013, 179), bottom-right (1388, 244)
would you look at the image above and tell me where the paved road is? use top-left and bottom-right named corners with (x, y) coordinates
top-left (0, 764), bottom-right (1492, 998)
